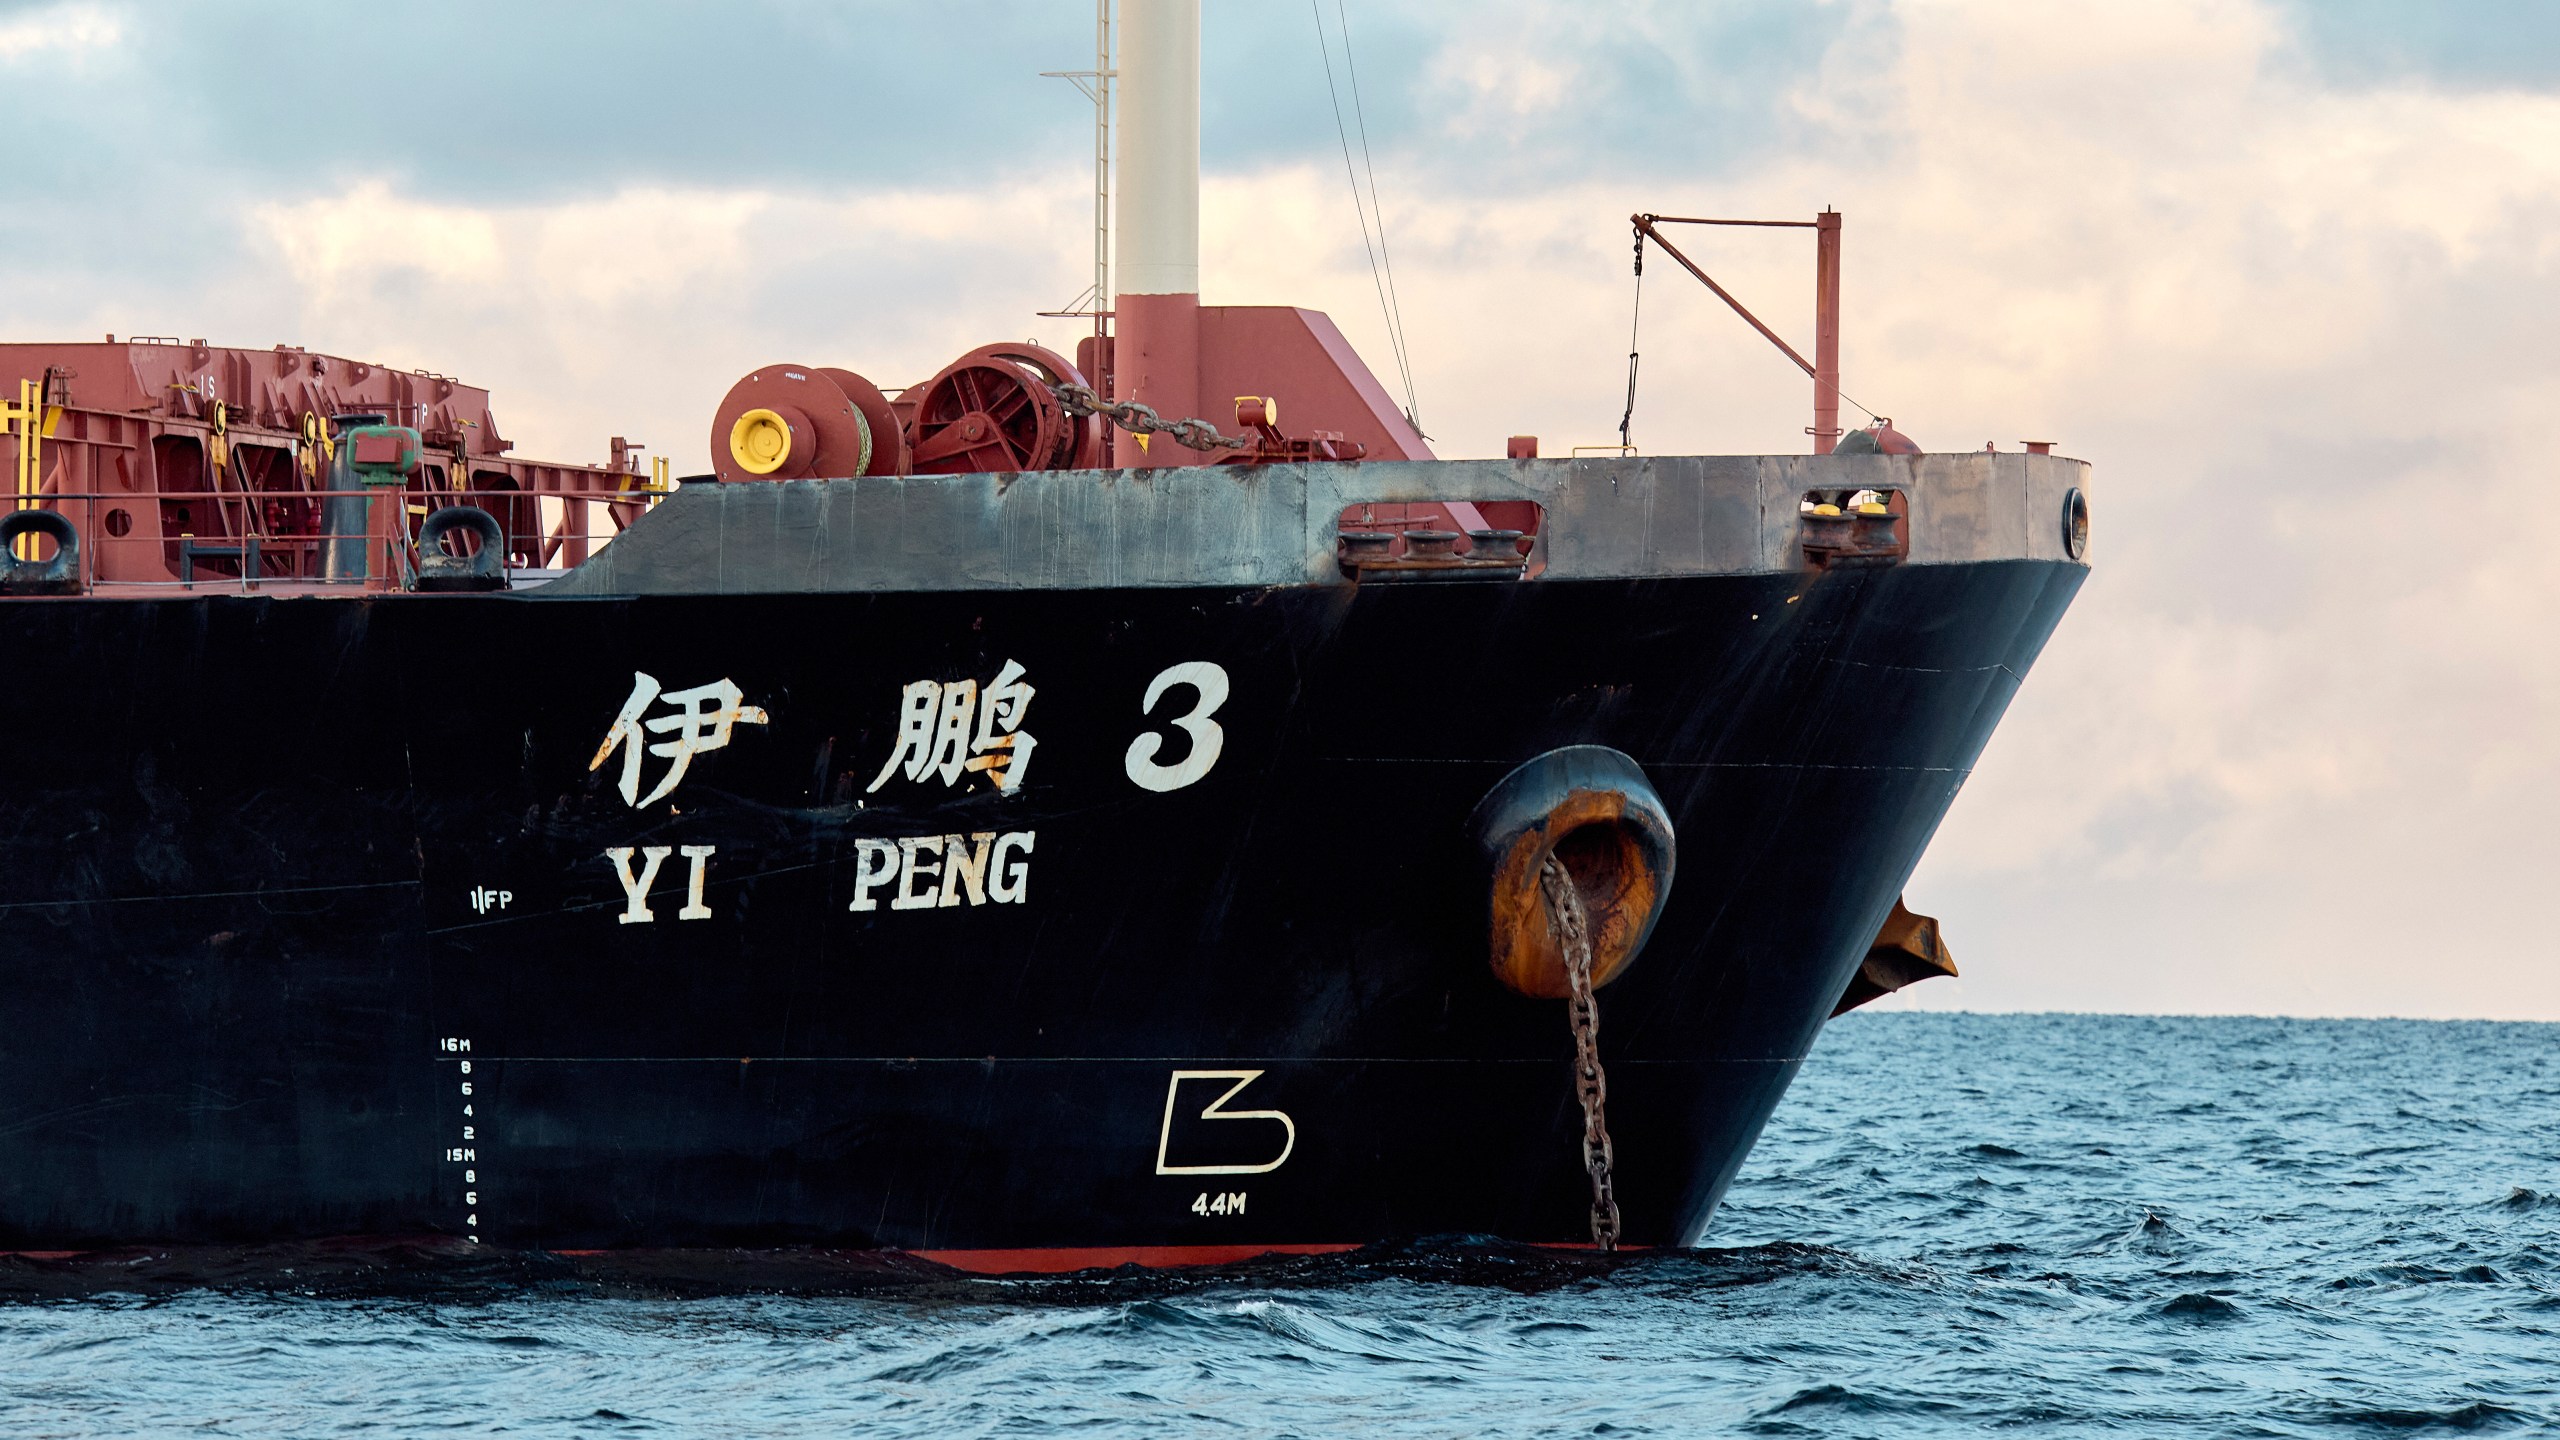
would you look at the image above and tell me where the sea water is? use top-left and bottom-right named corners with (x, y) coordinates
top-left (2, 1013), bottom-right (2553, 1436)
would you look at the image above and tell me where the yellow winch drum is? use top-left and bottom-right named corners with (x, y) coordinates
top-left (707, 364), bottom-right (887, 482)
top-left (729, 407), bottom-right (795, 475)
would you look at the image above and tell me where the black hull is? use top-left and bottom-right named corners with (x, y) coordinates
top-left (0, 559), bottom-right (2080, 1260)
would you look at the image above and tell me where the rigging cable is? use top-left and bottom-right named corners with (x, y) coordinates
top-left (1334, 0), bottom-right (1422, 437)
top-left (1312, 0), bottom-right (1423, 438)
top-left (1620, 218), bottom-right (1891, 445)
top-left (1619, 227), bottom-right (1644, 450)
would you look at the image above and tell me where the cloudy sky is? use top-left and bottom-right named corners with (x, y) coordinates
top-left (5, 1), bottom-right (2554, 1019)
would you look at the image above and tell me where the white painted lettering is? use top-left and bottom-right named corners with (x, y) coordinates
top-left (607, 845), bottom-right (672, 923)
top-left (591, 671), bottom-right (770, 807)
top-left (940, 832), bottom-right (995, 907)
top-left (855, 830), bottom-right (1035, 913)
top-left (868, 681), bottom-right (943, 793)
top-left (869, 662), bottom-right (1040, 794)
top-left (989, 830), bottom-right (1035, 905)
top-left (966, 660), bottom-right (1038, 793)
top-left (1126, 661), bottom-right (1230, 792)
top-left (892, 836), bottom-right (945, 910)
top-left (927, 679), bottom-right (977, 786)
top-left (677, 844), bottom-right (716, 920)
top-left (850, 838), bottom-right (899, 912)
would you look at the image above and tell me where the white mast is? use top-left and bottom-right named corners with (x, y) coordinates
top-left (1113, 0), bottom-right (1198, 300)
top-left (1109, 0), bottom-right (1202, 464)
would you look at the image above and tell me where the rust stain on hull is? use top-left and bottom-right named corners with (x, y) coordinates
top-left (1488, 788), bottom-right (1665, 1000)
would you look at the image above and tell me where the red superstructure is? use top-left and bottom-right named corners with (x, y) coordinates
top-left (1, 337), bottom-right (656, 591)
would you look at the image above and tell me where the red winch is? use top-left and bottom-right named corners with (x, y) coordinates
top-left (703, 329), bottom-right (1532, 559)
top-left (704, 336), bottom-right (1386, 483)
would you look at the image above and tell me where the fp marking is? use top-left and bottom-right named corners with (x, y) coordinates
top-left (468, 887), bottom-right (512, 915)
top-left (1154, 1069), bottom-right (1296, 1176)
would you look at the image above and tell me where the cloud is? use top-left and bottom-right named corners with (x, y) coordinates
top-left (238, 176), bottom-right (1094, 469)
top-left (1718, 0), bottom-right (2560, 1019)
top-left (0, 2), bottom-right (119, 64)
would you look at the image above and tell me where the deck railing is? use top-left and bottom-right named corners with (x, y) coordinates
top-left (7, 484), bottom-right (665, 594)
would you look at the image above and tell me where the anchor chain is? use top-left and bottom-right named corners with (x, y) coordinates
top-left (1541, 851), bottom-right (1621, 1251)
top-left (1051, 382), bottom-right (1254, 453)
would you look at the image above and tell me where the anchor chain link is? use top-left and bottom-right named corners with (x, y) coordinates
top-left (1051, 382), bottom-right (1254, 454)
top-left (1541, 851), bottom-right (1621, 1251)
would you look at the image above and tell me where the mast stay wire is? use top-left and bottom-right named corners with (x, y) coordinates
top-left (1619, 228), bottom-right (1644, 450)
top-left (1312, 1), bottom-right (1424, 438)
top-left (1333, 0), bottom-right (1422, 438)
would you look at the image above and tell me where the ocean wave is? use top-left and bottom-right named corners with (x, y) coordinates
top-left (3, 1014), bottom-right (2554, 1436)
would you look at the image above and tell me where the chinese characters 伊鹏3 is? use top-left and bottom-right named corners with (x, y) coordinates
top-left (590, 672), bottom-right (771, 807)
top-left (867, 659), bottom-right (1037, 795)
